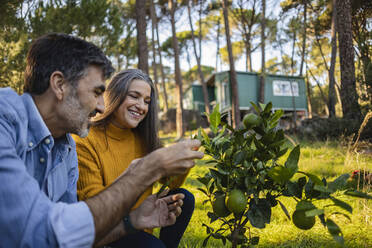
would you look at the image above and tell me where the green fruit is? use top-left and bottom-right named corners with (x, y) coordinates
top-left (243, 113), bottom-right (261, 128)
top-left (292, 210), bottom-right (315, 230)
top-left (226, 189), bottom-right (247, 214)
top-left (212, 192), bottom-right (231, 217)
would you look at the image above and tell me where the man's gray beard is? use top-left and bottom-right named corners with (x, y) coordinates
top-left (78, 126), bottom-right (90, 138)
top-left (63, 90), bottom-right (90, 137)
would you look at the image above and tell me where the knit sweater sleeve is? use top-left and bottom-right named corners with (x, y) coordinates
top-left (73, 134), bottom-right (105, 201)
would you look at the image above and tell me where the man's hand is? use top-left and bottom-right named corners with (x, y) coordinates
top-left (146, 139), bottom-right (204, 178)
top-left (87, 139), bottom-right (203, 242)
top-left (129, 190), bottom-right (184, 230)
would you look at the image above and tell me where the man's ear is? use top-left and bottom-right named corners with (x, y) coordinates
top-left (49, 71), bottom-right (67, 101)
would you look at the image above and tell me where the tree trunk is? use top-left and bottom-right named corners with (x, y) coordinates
top-left (169, 0), bottom-right (185, 138)
top-left (248, 42), bottom-right (253, 72)
top-left (199, 0), bottom-right (203, 62)
top-left (299, 2), bottom-right (307, 77)
top-left (305, 68), bottom-right (313, 118)
top-left (149, 0), bottom-right (160, 111)
top-left (222, 0), bottom-right (240, 128)
top-left (328, 0), bottom-right (337, 117)
top-left (308, 67), bottom-right (330, 116)
top-left (135, 0), bottom-right (149, 74)
top-left (187, 0), bottom-right (210, 114)
top-left (216, 16), bottom-right (221, 72)
top-left (153, 0), bottom-right (169, 112)
top-left (336, 0), bottom-right (361, 120)
top-left (259, 0), bottom-right (266, 103)
top-left (290, 27), bottom-right (296, 76)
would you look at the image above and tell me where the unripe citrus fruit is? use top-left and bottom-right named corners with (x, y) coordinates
top-left (243, 113), bottom-right (261, 128)
top-left (292, 210), bottom-right (315, 230)
top-left (226, 189), bottom-right (247, 214)
top-left (212, 192), bottom-right (231, 217)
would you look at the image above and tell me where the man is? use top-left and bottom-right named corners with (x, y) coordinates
top-left (0, 33), bottom-right (203, 247)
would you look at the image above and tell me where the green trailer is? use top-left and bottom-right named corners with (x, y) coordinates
top-left (185, 71), bottom-right (307, 119)
top-left (183, 84), bottom-right (216, 113)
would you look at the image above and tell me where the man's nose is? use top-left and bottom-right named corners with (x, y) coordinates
top-left (96, 95), bottom-right (105, 114)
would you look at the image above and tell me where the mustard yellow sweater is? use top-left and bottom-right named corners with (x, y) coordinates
top-left (73, 123), bottom-right (189, 210)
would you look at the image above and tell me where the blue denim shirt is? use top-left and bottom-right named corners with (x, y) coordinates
top-left (0, 88), bottom-right (95, 247)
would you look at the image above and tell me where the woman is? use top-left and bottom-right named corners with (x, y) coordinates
top-left (74, 69), bottom-right (194, 248)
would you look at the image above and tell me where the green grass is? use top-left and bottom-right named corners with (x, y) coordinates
top-left (155, 133), bottom-right (372, 247)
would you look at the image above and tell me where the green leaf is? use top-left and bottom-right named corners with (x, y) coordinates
top-left (197, 187), bottom-right (208, 196)
top-left (233, 151), bottom-right (246, 165)
top-left (251, 236), bottom-right (260, 245)
top-left (278, 200), bottom-right (291, 220)
top-left (313, 185), bottom-right (332, 193)
top-left (270, 109), bottom-right (284, 124)
top-left (207, 211), bottom-right (219, 223)
top-left (328, 174), bottom-right (350, 192)
top-left (268, 166), bottom-right (292, 183)
top-left (197, 128), bottom-right (202, 141)
top-left (197, 175), bottom-right (212, 186)
top-left (318, 214), bottom-right (326, 226)
top-left (285, 145), bottom-right (300, 176)
top-left (344, 190), bottom-right (372, 199)
top-left (259, 102), bottom-right (267, 111)
top-left (305, 208), bottom-right (324, 217)
top-left (287, 181), bottom-right (302, 199)
top-left (299, 172), bottom-right (323, 185)
top-left (201, 128), bottom-right (210, 144)
top-left (296, 200), bottom-right (316, 211)
top-left (326, 219), bottom-right (344, 245)
top-left (263, 102), bottom-right (273, 113)
top-left (222, 236), bottom-right (226, 245)
top-left (202, 235), bottom-right (211, 247)
top-left (330, 197), bottom-right (352, 214)
top-left (250, 101), bottom-right (261, 114)
top-left (276, 148), bottom-right (288, 158)
top-left (247, 199), bottom-right (271, 228)
top-left (209, 104), bottom-right (221, 133)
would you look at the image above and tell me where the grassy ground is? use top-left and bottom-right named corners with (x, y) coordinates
top-left (154, 132), bottom-right (372, 248)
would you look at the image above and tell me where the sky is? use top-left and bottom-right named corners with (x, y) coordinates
top-left (156, 0), bottom-right (282, 75)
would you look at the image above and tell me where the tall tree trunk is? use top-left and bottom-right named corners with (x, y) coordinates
top-left (216, 16), bottom-right (221, 72)
top-left (187, 0), bottom-right (210, 114)
top-left (305, 68), bottom-right (313, 118)
top-left (308, 67), bottom-right (330, 116)
top-left (222, 0), bottom-right (240, 128)
top-left (259, 0), bottom-right (266, 103)
top-left (290, 28), bottom-right (296, 76)
top-left (248, 42), bottom-right (253, 72)
top-left (328, 0), bottom-right (337, 117)
top-left (149, 0), bottom-right (160, 110)
top-left (299, 2), bottom-right (307, 77)
top-left (153, 0), bottom-right (169, 112)
top-left (185, 43), bottom-right (193, 71)
top-left (169, 0), bottom-right (185, 137)
top-left (135, 0), bottom-right (149, 74)
top-left (336, 0), bottom-right (361, 120)
top-left (199, 0), bottom-right (203, 62)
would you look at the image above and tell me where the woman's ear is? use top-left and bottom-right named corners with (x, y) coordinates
top-left (49, 71), bottom-right (66, 101)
